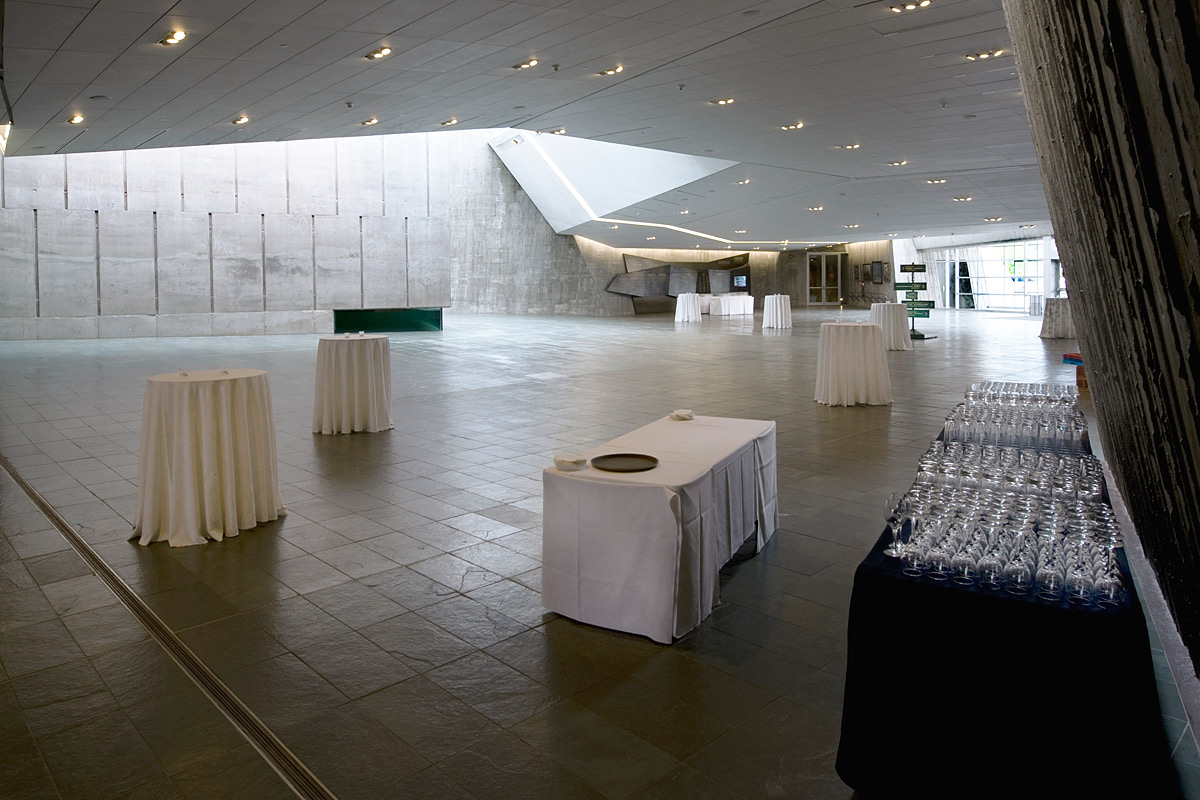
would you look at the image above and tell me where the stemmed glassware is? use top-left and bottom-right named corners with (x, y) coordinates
top-left (884, 493), bottom-right (907, 557)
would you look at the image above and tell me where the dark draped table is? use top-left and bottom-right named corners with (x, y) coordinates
top-left (835, 529), bottom-right (1178, 798)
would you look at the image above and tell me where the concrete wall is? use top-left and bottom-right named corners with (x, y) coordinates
top-left (0, 130), bottom-right (639, 339)
top-left (844, 240), bottom-right (898, 308)
top-left (1004, 0), bottom-right (1200, 667)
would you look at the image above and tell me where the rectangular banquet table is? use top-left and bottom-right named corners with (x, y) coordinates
top-left (868, 302), bottom-right (913, 350)
top-left (836, 529), bottom-right (1177, 799)
top-left (134, 368), bottom-right (285, 547)
top-left (709, 294), bottom-right (754, 316)
top-left (542, 415), bottom-right (778, 643)
top-left (814, 322), bottom-right (892, 405)
top-left (313, 333), bottom-right (393, 434)
top-left (762, 294), bottom-right (792, 329)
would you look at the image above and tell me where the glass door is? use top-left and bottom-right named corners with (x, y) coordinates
top-left (808, 253), bottom-right (842, 305)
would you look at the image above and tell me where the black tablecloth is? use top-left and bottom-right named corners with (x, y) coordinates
top-left (835, 530), bottom-right (1177, 798)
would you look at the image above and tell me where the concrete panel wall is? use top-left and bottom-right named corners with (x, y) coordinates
top-left (4, 154), bottom-right (65, 209)
top-left (362, 215), bottom-right (406, 308)
top-left (264, 213), bottom-right (313, 310)
top-left (408, 216), bottom-right (451, 308)
top-left (156, 212), bottom-right (211, 314)
top-left (37, 209), bottom-right (97, 317)
top-left (288, 139), bottom-right (337, 216)
top-left (337, 137), bottom-right (384, 217)
top-left (235, 142), bottom-right (286, 214)
top-left (182, 145), bottom-right (236, 213)
top-left (126, 148), bottom-right (182, 212)
top-left (383, 133), bottom-right (428, 218)
top-left (211, 213), bottom-right (263, 313)
top-left (98, 211), bottom-right (156, 315)
top-left (314, 214), bottom-right (360, 309)
top-left (0, 209), bottom-right (37, 317)
top-left (66, 152), bottom-right (125, 211)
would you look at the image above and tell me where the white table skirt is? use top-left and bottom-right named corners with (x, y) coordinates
top-left (815, 323), bottom-right (893, 406)
top-left (313, 334), bottom-right (393, 434)
top-left (542, 415), bottom-right (778, 644)
top-left (763, 294), bottom-right (792, 329)
top-left (134, 369), bottom-right (285, 547)
top-left (674, 293), bottom-right (702, 323)
top-left (710, 294), bottom-right (754, 316)
top-left (869, 303), bottom-right (913, 351)
top-left (698, 294), bottom-right (715, 313)
top-left (1040, 297), bottom-right (1077, 338)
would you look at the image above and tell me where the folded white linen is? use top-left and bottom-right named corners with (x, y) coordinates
top-left (553, 453), bottom-right (589, 471)
top-left (670, 409), bottom-right (694, 420)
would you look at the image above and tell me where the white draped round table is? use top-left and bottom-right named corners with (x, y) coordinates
top-left (868, 302), bottom-right (913, 351)
top-left (1039, 297), bottom-right (1077, 338)
top-left (763, 294), bottom-right (793, 329)
top-left (313, 334), bottom-right (393, 434)
top-left (134, 369), bottom-right (285, 547)
top-left (674, 293), bottom-right (702, 322)
top-left (814, 323), bottom-right (893, 406)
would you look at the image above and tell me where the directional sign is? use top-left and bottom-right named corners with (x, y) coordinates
top-left (900, 264), bottom-right (927, 273)
top-left (905, 291), bottom-right (919, 300)
top-left (908, 309), bottom-right (931, 318)
top-left (895, 281), bottom-right (927, 291)
top-left (906, 300), bottom-right (935, 309)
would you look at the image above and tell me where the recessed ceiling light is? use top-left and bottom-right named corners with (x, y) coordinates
top-left (160, 30), bottom-right (186, 45)
top-left (926, 178), bottom-right (946, 184)
top-left (780, 122), bottom-right (804, 130)
top-left (1019, 224), bottom-right (1036, 228)
top-left (984, 217), bottom-right (1003, 222)
top-left (232, 115), bottom-right (249, 125)
top-left (967, 49), bottom-right (1006, 61)
top-left (610, 225), bottom-right (619, 229)
top-left (915, 234), bottom-right (926, 238)
top-left (887, 232), bottom-right (899, 236)
top-left (361, 118), bottom-right (378, 126)
top-left (844, 224), bottom-right (859, 229)
top-left (886, 160), bottom-right (908, 166)
top-left (551, 128), bottom-right (566, 134)
top-left (646, 236), bottom-right (656, 240)
top-left (808, 206), bottom-right (824, 211)
top-left (891, 0), bottom-right (931, 11)
top-left (839, 143), bottom-right (860, 149)
top-left (737, 179), bottom-right (751, 184)
top-left (67, 114), bottom-right (85, 124)
top-left (440, 118), bottom-right (458, 126)
top-left (734, 229), bottom-right (747, 233)
top-left (710, 98), bottom-right (735, 105)
top-left (953, 196), bottom-right (973, 202)
top-left (512, 59), bottom-right (538, 69)
top-left (679, 210), bottom-right (690, 214)
top-left (365, 47), bottom-right (392, 60)
top-left (599, 65), bottom-right (624, 75)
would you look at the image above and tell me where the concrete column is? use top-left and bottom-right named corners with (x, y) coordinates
top-left (1004, 1), bottom-right (1200, 663)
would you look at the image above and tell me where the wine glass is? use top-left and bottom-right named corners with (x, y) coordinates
top-left (884, 493), bottom-right (906, 557)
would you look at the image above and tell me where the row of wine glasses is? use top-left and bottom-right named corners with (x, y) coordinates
top-left (942, 404), bottom-right (1089, 452)
top-left (966, 381), bottom-right (1079, 403)
top-left (883, 486), bottom-right (1124, 607)
top-left (914, 441), bottom-right (1104, 502)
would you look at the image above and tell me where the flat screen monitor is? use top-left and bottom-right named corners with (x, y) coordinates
top-left (733, 275), bottom-right (747, 288)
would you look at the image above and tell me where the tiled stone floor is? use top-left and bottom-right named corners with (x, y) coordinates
top-left (0, 308), bottom-right (1194, 798)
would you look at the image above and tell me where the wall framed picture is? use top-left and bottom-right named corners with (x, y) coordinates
top-left (871, 261), bottom-right (883, 283)
top-left (883, 262), bottom-right (892, 282)
top-left (853, 264), bottom-right (861, 282)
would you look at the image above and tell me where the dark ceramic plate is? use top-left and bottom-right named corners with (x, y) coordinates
top-left (590, 453), bottom-right (659, 472)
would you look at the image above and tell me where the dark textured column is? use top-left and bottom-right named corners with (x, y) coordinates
top-left (1002, 1), bottom-right (1200, 664)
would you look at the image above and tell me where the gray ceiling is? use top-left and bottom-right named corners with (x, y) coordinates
top-left (3, 0), bottom-right (1051, 248)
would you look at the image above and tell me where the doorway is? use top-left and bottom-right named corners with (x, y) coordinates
top-left (808, 253), bottom-right (843, 305)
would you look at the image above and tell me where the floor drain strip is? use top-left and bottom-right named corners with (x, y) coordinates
top-left (0, 453), bottom-right (338, 800)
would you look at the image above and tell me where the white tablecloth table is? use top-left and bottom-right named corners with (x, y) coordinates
top-left (542, 415), bottom-right (778, 644)
top-left (674, 293), bottom-right (702, 322)
top-left (709, 294), bottom-right (754, 316)
top-left (763, 294), bottom-right (792, 329)
top-left (313, 334), bottom-right (393, 434)
top-left (134, 369), bottom-right (285, 547)
top-left (868, 302), bottom-right (913, 351)
top-left (697, 294), bottom-right (715, 313)
top-left (814, 323), bottom-right (893, 406)
top-left (1040, 297), bottom-right (1077, 338)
